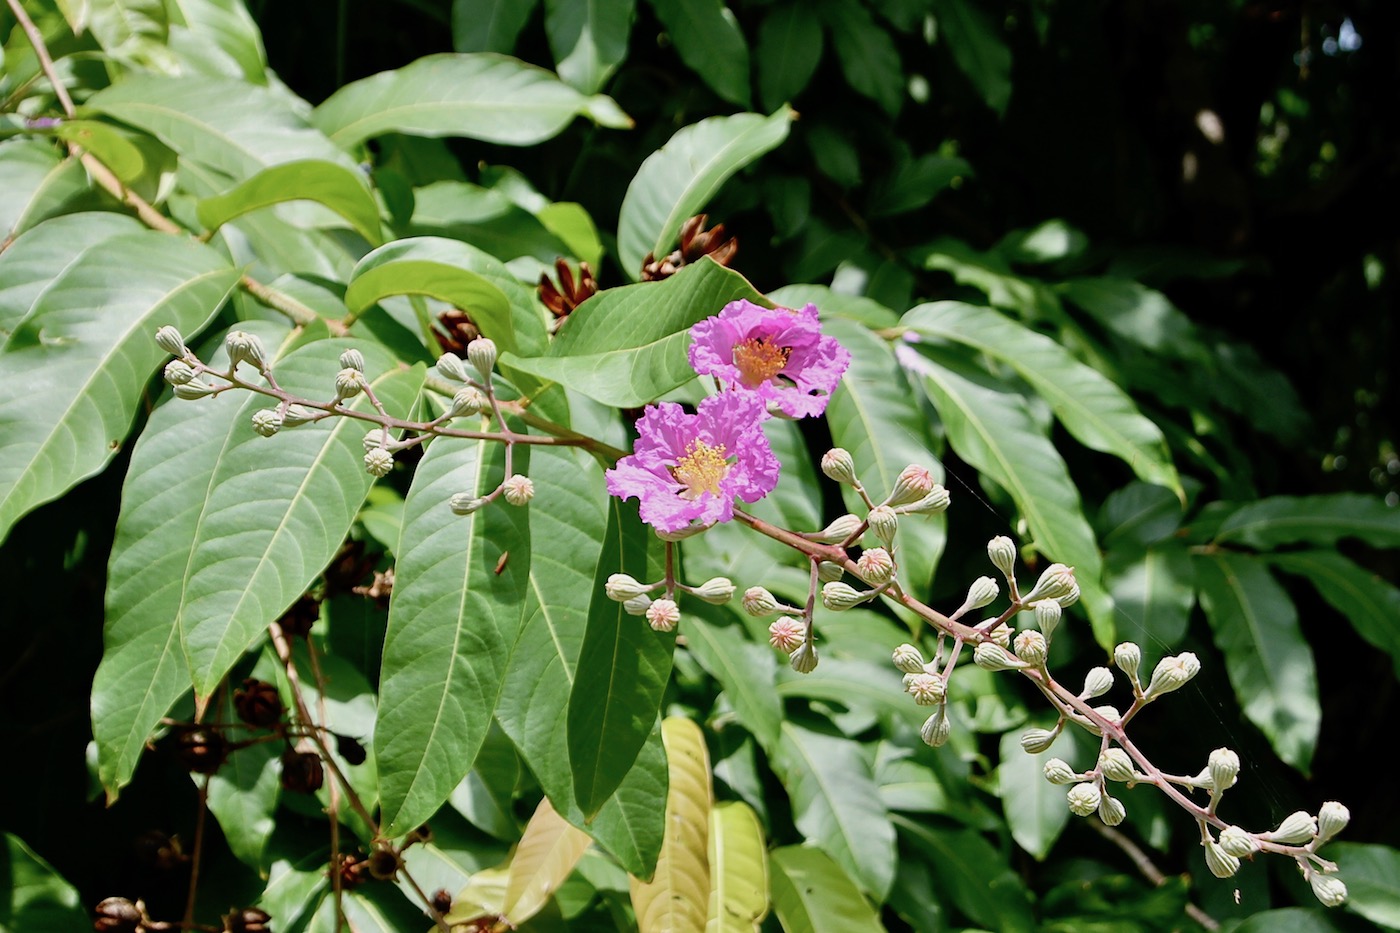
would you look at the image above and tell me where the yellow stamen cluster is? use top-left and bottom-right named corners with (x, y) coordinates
top-left (732, 335), bottom-right (791, 386)
top-left (673, 440), bottom-right (731, 499)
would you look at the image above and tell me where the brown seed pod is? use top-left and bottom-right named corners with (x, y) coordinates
top-left (233, 679), bottom-right (283, 728)
top-left (222, 906), bottom-right (272, 933)
top-left (174, 727), bottom-right (230, 775)
top-left (366, 844), bottom-right (402, 881)
top-left (431, 888), bottom-right (453, 914)
top-left (640, 214), bottom-right (738, 281)
top-left (93, 897), bottom-right (144, 933)
top-left (279, 748), bottom-right (324, 793)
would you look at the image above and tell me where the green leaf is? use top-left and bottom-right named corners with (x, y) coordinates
top-left (503, 258), bottom-right (767, 407)
top-left (451, 0), bottom-right (539, 53)
top-left (867, 153), bottom-right (972, 218)
top-left (196, 159), bottom-right (383, 245)
top-left (997, 728), bottom-right (1070, 860)
top-left (375, 427), bottom-right (532, 837)
top-left (165, 0), bottom-right (269, 84)
top-left (1097, 481), bottom-right (1184, 549)
top-left (0, 833), bottom-right (89, 932)
top-left (407, 179), bottom-right (573, 264)
top-left (899, 343), bottom-right (1111, 643)
top-left (1270, 551), bottom-right (1400, 679)
top-left (707, 801), bottom-right (768, 933)
top-left (768, 846), bottom-right (886, 933)
top-left (772, 722), bottom-right (896, 899)
top-left (929, 0), bottom-right (1012, 114)
top-left (545, 0), bottom-right (635, 94)
top-left (1104, 543), bottom-right (1194, 662)
top-left (568, 497), bottom-right (674, 818)
top-left (51, 120), bottom-right (147, 181)
top-left (902, 301), bottom-right (1181, 496)
top-left (1233, 909), bottom-right (1345, 933)
top-left (1326, 843), bottom-right (1400, 929)
top-left (892, 815), bottom-right (1036, 932)
top-left (821, 0), bottom-right (904, 116)
top-left (1059, 277), bottom-right (1201, 360)
top-left (0, 139), bottom-right (94, 249)
top-left (682, 606), bottom-right (782, 752)
top-left (206, 696), bottom-right (280, 867)
top-left (0, 231), bottom-right (238, 543)
top-left (617, 110), bottom-right (793, 280)
top-left (775, 658), bottom-right (925, 730)
top-left (312, 53), bottom-right (630, 150)
top-left (93, 321), bottom-right (292, 798)
top-left (756, 3), bottom-right (823, 111)
top-left (630, 717), bottom-right (712, 932)
top-left (646, 0), bottom-right (751, 107)
top-left (1214, 493), bottom-right (1400, 551)
top-left (1194, 551), bottom-right (1320, 770)
top-left (61, 0), bottom-right (168, 60)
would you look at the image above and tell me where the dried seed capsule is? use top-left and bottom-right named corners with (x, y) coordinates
top-left (175, 727), bottom-right (230, 774)
top-left (223, 906), bottom-right (273, 933)
top-left (336, 733), bottom-right (367, 766)
top-left (233, 678), bottom-right (283, 728)
top-left (280, 749), bottom-right (324, 793)
top-left (94, 897), bottom-right (144, 933)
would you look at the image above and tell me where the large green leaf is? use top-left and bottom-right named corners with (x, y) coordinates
top-left (617, 110), bottom-right (793, 280)
top-left (406, 180), bottom-right (573, 264)
top-left (165, 0), bottom-right (268, 83)
top-left (206, 692), bottom-right (280, 868)
top-left (707, 801), bottom-right (768, 933)
top-left (821, 0), bottom-right (903, 116)
top-left (544, 0), bottom-right (634, 93)
top-left (1104, 543), bottom-right (1195, 665)
top-left (451, 0), bottom-right (538, 53)
top-left (899, 343), bottom-right (1111, 643)
top-left (0, 140), bottom-right (90, 244)
top-left (929, 0), bottom-right (1012, 114)
top-left (0, 834), bottom-right (89, 933)
top-left (756, 3), bottom-right (823, 112)
top-left (93, 321), bottom-right (292, 798)
top-left (56, 0), bottom-right (167, 60)
top-left (682, 606), bottom-right (782, 752)
top-left (1325, 843), bottom-right (1400, 929)
top-left (196, 159), bottom-right (383, 245)
top-left (311, 53), bottom-right (630, 149)
top-left (891, 816), bottom-right (1035, 932)
top-left (902, 301), bottom-right (1181, 495)
top-left (375, 426), bottom-right (532, 837)
top-left (503, 258), bottom-right (767, 407)
top-left (1214, 493), bottom-right (1400, 551)
top-left (1270, 550), bottom-right (1400, 678)
top-left (567, 497), bottom-right (674, 818)
top-left (630, 717), bottom-right (712, 932)
top-left (774, 658), bottom-right (925, 730)
top-left (0, 231), bottom-right (238, 543)
top-left (1194, 551), bottom-right (1320, 771)
top-left (646, 0), bottom-right (751, 107)
top-left (997, 727), bottom-right (1070, 860)
top-left (768, 846), bottom-right (886, 933)
top-left (771, 722), bottom-right (896, 899)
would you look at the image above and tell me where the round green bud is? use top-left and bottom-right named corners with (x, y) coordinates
top-left (335, 367), bottom-right (366, 399)
top-left (907, 673), bottom-right (945, 706)
top-left (1309, 873), bottom-right (1347, 908)
top-left (1098, 748), bottom-right (1135, 782)
top-left (225, 330), bottom-right (268, 371)
top-left (1043, 758), bottom-right (1077, 785)
top-left (282, 404), bottom-right (319, 426)
top-left (501, 474), bottom-right (534, 506)
top-left (1269, 811), bottom-right (1318, 845)
top-left (605, 574), bottom-right (650, 602)
top-left (364, 448), bottom-right (394, 478)
top-left (1024, 563), bottom-right (1077, 603)
top-left (339, 348), bottom-right (365, 372)
top-left (892, 643), bottom-right (925, 674)
top-left (974, 641), bottom-right (1027, 671)
top-left (1098, 794), bottom-right (1127, 827)
top-left (1208, 748), bottom-right (1240, 794)
top-left (467, 337), bottom-right (497, 379)
top-left (821, 581), bottom-right (868, 611)
top-left (1066, 782), bottom-right (1101, 817)
top-left (164, 360), bottom-right (196, 385)
top-left (692, 576), bottom-right (736, 605)
top-left (437, 352), bottom-right (469, 382)
top-left (867, 506), bottom-right (898, 549)
top-left (1203, 841), bottom-right (1240, 879)
top-left (886, 464), bottom-right (935, 507)
top-left (920, 706), bottom-right (950, 747)
top-left (1317, 801), bottom-right (1350, 844)
top-left (1081, 666), bottom-right (1114, 699)
top-left (741, 586), bottom-right (782, 617)
top-left (1113, 642), bottom-right (1142, 683)
top-left (789, 642), bottom-right (819, 674)
top-left (449, 493), bottom-right (487, 515)
top-left (817, 561), bottom-right (844, 583)
top-left (154, 325), bottom-right (186, 356)
top-left (897, 485), bottom-right (950, 515)
top-left (622, 594), bottom-right (652, 617)
top-left (449, 386), bottom-right (487, 418)
top-left (251, 409), bottom-right (282, 437)
top-left (1143, 652), bottom-right (1201, 700)
top-left (820, 448), bottom-right (858, 485)
top-left (1033, 599), bottom-right (1062, 639)
top-left (1218, 825), bottom-right (1260, 858)
top-left (987, 535), bottom-right (1017, 576)
top-left (811, 513), bottom-right (862, 544)
top-left (1014, 630), bottom-right (1048, 666)
top-left (960, 576), bottom-right (1000, 615)
top-left (174, 381), bottom-right (216, 400)
top-left (1020, 728), bottom-right (1057, 754)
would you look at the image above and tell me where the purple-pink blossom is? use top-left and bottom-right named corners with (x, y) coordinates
top-left (606, 392), bottom-right (780, 533)
top-left (688, 300), bottom-right (850, 418)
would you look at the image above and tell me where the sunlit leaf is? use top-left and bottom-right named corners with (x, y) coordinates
top-left (196, 159), bottom-right (383, 245)
top-left (768, 846), bottom-right (886, 933)
top-left (502, 797), bottom-right (593, 924)
top-left (630, 717), bottom-right (711, 932)
top-left (706, 801), bottom-right (768, 932)
top-left (1270, 550), bottom-right (1400, 678)
top-left (0, 833), bottom-right (89, 932)
top-left (545, 0), bottom-right (636, 94)
top-left (646, 0), bottom-right (751, 107)
top-left (892, 815), bottom-right (1035, 932)
top-left (1214, 493), bottom-right (1400, 551)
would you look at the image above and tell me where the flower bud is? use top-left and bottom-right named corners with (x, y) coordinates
top-left (448, 386), bottom-right (487, 418)
top-left (989, 624), bottom-right (1012, 649)
top-left (1067, 782), bottom-right (1101, 816)
top-left (646, 598), bottom-right (679, 633)
top-left (437, 352), bottom-right (469, 382)
top-left (811, 514), bottom-right (862, 544)
top-left (1317, 801), bottom-right (1350, 844)
top-left (1218, 825), bottom-right (1260, 858)
top-left (364, 448), bottom-right (394, 478)
top-left (155, 325), bottom-right (186, 356)
top-left (907, 674), bottom-right (945, 706)
top-left (502, 474), bottom-right (534, 506)
top-left (954, 576), bottom-right (999, 618)
top-left (363, 429), bottom-right (388, 453)
top-left (605, 574), bottom-right (650, 602)
top-left (866, 505), bottom-right (898, 549)
top-left (892, 643), bottom-right (925, 674)
top-left (1020, 728), bottom-right (1057, 754)
top-left (467, 337), bottom-right (497, 379)
top-left (897, 485), bottom-right (950, 515)
top-left (974, 641), bottom-right (1026, 671)
top-left (1098, 748), bottom-right (1135, 782)
top-left (1056, 582), bottom-right (1081, 608)
top-left (623, 594), bottom-right (652, 616)
top-left (856, 547), bottom-right (894, 584)
top-left (987, 536), bottom-right (1017, 576)
top-left (339, 348), bottom-right (366, 372)
top-left (820, 448), bottom-right (858, 485)
top-left (282, 404), bottom-right (319, 426)
top-left (1014, 630), bottom-right (1047, 666)
top-left (1043, 758), bottom-right (1076, 785)
top-left (251, 409), bottom-right (282, 437)
top-left (1268, 811), bottom-right (1317, 844)
top-left (817, 561), bottom-right (844, 583)
top-left (1203, 841), bottom-right (1240, 879)
top-left (1143, 652), bottom-right (1200, 700)
top-left (449, 493), bottom-right (487, 515)
top-left (742, 586), bottom-right (783, 617)
top-left (1098, 794), bottom-right (1126, 826)
top-left (692, 576), bottom-right (736, 605)
top-left (789, 642), bottom-right (819, 673)
top-left (164, 360), bottom-right (196, 385)
top-left (1309, 873), bottom-right (1347, 908)
top-left (1091, 705), bottom-right (1121, 725)
top-left (174, 380), bottom-right (216, 399)
top-left (768, 618), bottom-right (804, 653)
top-left (1208, 748), bottom-right (1240, 793)
top-left (225, 330), bottom-right (268, 371)
top-left (1032, 600), bottom-right (1062, 639)
top-left (1113, 642), bottom-right (1141, 683)
top-left (920, 707), bottom-right (950, 747)
top-left (1024, 563), bottom-right (1077, 603)
top-left (1081, 666), bottom-right (1114, 699)
top-left (886, 464), bottom-right (935, 507)
top-left (821, 581), bottom-right (868, 611)
top-left (335, 367), bottom-right (366, 399)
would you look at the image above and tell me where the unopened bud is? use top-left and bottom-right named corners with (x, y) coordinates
top-left (1024, 563), bottom-right (1077, 603)
top-left (449, 493), bottom-right (486, 515)
top-left (1043, 758), bottom-right (1076, 785)
top-left (225, 330), bottom-right (268, 371)
top-left (1208, 748), bottom-right (1240, 793)
top-left (789, 642), bottom-right (818, 673)
top-left (448, 386), bottom-right (487, 418)
top-left (1014, 630), bottom-right (1047, 665)
top-left (1143, 652), bottom-right (1200, 700)
top-left (920, 707), bottom-right (950, 747)
top-left (892, 644), bottom-right (925, 674)
top-left (1309, 872), bottom-right (1347, 908)
top-left (974, 641), bottom-right (1026, 671)
top-left (987, 536), bottom-right (1017, 576)
top-left (363, 429), bottom-right (389, 452)
top-left (886, 464), bottom-right (935, 507)
top-left (820, 448), bottom-right (857, 485)
top-left (692, 576), bottom-right (736, 605)
top-left (339, 348), bottom-right (366, 372)
top-left (1113, 642), bottom-right (1141, 683)
top-left (1032, 600), bottom-right (1062, 639)
top-left (1091, 705), bottom-right (1121, 725)
top-left (907, 674), bottom-right (945, 706)
top-left (467, 337), bottom-right (497, 378)
top-left (989, 624), bottom-right (1012, 649)
top-left (1081, 666), bottom-right (1114, 699)
top-left (251, 409), bottom-right (282, 437)
top-left (335, 367), bottom-right (366, 399)
top-left (866, 506), bottom-right (898, 548)
top-left (954, 576), bottom-right (999, 618)
top-left (155, 325), bottom-right (186, 355)
top-left (897, 485), bottom-right (950, 515)
top-left (817, 561), bottom-right (844, 583)
top-left (1218, 825), bottom-right (1260, 858)
top-left (1067, 782), bottom-right (1101, 816)
top-left (1203, 841), bottom-right (1240, 879)
top-left (811, 513), bottom-right (862, 544)
top-left (1098, 748), bottom-right (1135, 782)
top-left (174, 380), bottom-right (216, 399)
top-left (856, 547), bottom-right (894, 584)
top-left (1098, 794), bottom-right (1126, 826)
top-left (1020, 728), bottom-right (1057, 754)
top-left (364, 448), bottom-right (394, 477)
top-left (501, 474), bottom-right (534, 506)
top-left (605, 574), bottom-right (650, 602)
top-left (1269, 811), bottom-right (1317, 844)
top-left (623, 594), bottom-right (652, 616)
top-left (1317, 801), bottom-right (1350, 844)
top-left (437, 352), bottom-right (469, 382)
top-left (646, 598), bottom-right (679, 632)
top-left (1056, 582), bottom-right (1080, 608)
top-left (742, 586), bottom-right (782, 617)
top-left (768, 618), bottom-right (804, 653)
top-left (282, 404), bottom-right (318, 426)
top-left (164, 360), bottom-right (196, 384)
top-left (821, 581), bottom-right (868, 611)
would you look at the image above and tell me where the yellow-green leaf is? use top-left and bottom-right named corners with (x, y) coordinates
top-left (503, 797), bottom-right (593, 924)
top-left (706, 801), bottom-right (768, 932)
top-left (631, 717), bottom-right (712, 933)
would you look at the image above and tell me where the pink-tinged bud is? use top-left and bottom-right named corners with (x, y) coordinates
top-left (501, 474), bottom-right (534, 506)
top-left (1024, 563), bottom-right (1076, 603)
top-left (856, 547), bottom-right (894, 584)
top-left (768, 618), bottom-right (804, 653)
top-left (742, 586), bottom-right (783, 617)
top-left (811, 514), bottom-right (862, 544)
top-left (645, 598), bottom-right (679, 632)
top-left (897, 485), bottom-right (950, 515)
top-left (789, 642), bottom-right (818, 673)
top-left (886, 464), bottom-right (934, 507)
top-left (820, 448), bottom-right (857, 485)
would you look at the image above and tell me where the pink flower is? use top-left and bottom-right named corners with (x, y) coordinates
top-left (606, 393), bottom-right (780, 533)
top-left (689, 300), bottom-right (850, 418)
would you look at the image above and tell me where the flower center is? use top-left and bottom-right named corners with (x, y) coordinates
top-left (732, 335), bottom-right (792, 387)
top-left (672, 439), bottom-right (731, 499)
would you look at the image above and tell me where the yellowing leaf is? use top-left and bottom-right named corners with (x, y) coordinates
top-left (706, 801), bottom-right (768, 932)
top-left (503, 797), bottom-right (594, 924)
top-left (631, 717), bottom-right (712, 933)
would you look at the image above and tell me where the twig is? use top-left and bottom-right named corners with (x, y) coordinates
top-left (1087, 820), bottom-right (1219, 931)
top-left (183, 776), bottom-right (209, 930)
